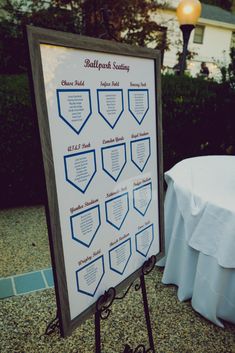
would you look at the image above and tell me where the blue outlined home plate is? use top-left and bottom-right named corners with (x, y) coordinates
top-left (64, 150), bottom-right (96, 193)
top-left (133, 182), bottom-right (152, 216)
top-left (97, 89), bottom-right (124, 128)
top-left (105, 192), bottom-right (129, 230)
top-left (130, 137), bottom-right (151, 172)
top-left (57, 89), bottom-right (92, 134)
top-left (75, 255), bottom-right (104, 297)
top-left (109, 238), bottom-right (131, 275)
top-left (101, 143), bottom-right (127, 181)
top-left (128, 89), bottom-right (149, 124)
top-left (70, 205), bottom-right (101, 247)
top-left (135, 224), bottom-right (154, 257)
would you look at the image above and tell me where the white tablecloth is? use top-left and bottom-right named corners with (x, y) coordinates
top-left (158, 156), bottom-right (235, 327)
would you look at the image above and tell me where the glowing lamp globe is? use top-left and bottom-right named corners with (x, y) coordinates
top-left (177, 0), bottom-right (202, 26)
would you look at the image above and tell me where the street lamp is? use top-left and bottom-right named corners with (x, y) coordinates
top-left (177, 0), bottom-right (202, 75)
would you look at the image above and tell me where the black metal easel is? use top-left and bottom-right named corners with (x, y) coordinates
top-left (95, 255), bottom-right (156, 353)
top-left (44, 256), bottom-right (157, 353)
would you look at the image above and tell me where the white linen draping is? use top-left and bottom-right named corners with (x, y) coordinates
top-left (158, 156), bottom-right (235, 326)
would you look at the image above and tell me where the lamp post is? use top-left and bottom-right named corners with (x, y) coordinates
top-left (177, 0), bottom-right (202, 75)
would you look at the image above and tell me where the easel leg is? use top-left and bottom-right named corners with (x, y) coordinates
top-left (95, 310), bottom-right (101, 353)
top-left (140, 274), bottom-right (155, 353)
top-left (94, 256), bottom-right (157, 353)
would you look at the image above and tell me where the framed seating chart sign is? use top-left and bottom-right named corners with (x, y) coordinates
top-left (27, 26), bottom-right (164, 337)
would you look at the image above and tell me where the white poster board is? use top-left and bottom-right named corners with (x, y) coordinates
top-left (27, 26), bottom-right (164, 337)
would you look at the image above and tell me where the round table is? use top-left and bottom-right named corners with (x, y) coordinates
top-left (159, 155), bottom-right (235, 327)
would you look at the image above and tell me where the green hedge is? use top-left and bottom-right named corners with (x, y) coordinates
top-left (162, 75), bottom-right (235, 171)
top-left (0, 74), bottom-right (46, 208)
top-left (0, 74), bottom-right (234, 207)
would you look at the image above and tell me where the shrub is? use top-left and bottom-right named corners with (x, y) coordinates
top-left (162, 74), bottom-right (235, 171)
top-left (0, 74), bottom-right (46, 208)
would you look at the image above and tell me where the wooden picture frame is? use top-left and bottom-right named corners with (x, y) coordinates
top-left (27, 25), bottom-right (164, 337)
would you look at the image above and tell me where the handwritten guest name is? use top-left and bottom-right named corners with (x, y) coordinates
top-left (84, 59), bottom-right (130, 72)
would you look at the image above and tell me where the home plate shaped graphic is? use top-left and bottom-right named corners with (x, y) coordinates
top-left (133, 182), bottom-right (152, 216)
top-left (135, 224), bottom-right (154, 257)
top-left (57, 89), bottom-right (92, 134)
top-left (109, 238), bottom-right (132, 275)
top-left (101, 143), bottom-right (127, 181)
top-left (128, 89), bottom-right (149, 125)
top-left (105, 192), bottom-right (129, 230)
top-left (64, 150), bottom-right (96, 193)
top-left (70, 205), bottom-right (101, 247)
top-left (97, 89), bottom-right (124, 129)
top-left (130, 137), bottom-right (151, 172)
top-left (76, 255), bottom-right (105, 297)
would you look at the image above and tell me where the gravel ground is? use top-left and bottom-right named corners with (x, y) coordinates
top-left (1, 206), bottom-right (235, 353)
top-left (0, 206), bottom-right (50, 277)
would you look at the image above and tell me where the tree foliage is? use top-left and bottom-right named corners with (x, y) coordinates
top-left (202, 0), bottom-right (232, 11)
top-left (81, 0), bottom-right (167, 48)
top-left (221, 47), bottom-right (235, 88)
top-left (0, 0), bottom-right (168, 74)
top-left (228, 47), bottom-right (235, 88)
